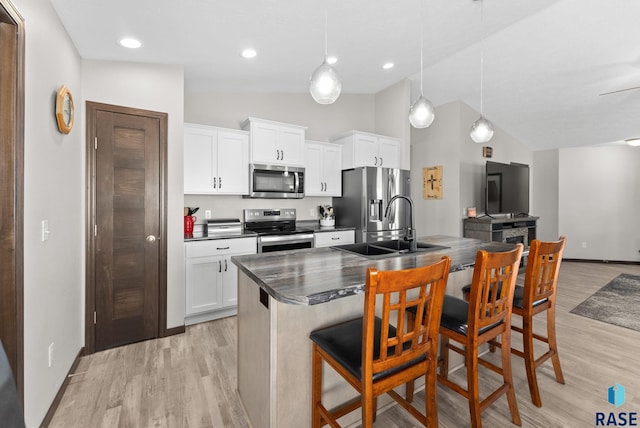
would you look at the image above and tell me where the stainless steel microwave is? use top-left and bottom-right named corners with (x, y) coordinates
top-left (246, 164), bottom-right (305, 198)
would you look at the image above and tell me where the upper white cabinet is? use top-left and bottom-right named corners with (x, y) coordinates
top-left (330, 131), bottom-right (401, 170)
top-left (242, 117), bottom-right (307, 167)
top-left (184, 123), bottom-right (249, 195)
top-left (304, 141), bottom-right (342, 196)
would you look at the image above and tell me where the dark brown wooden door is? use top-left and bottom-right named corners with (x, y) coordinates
top-left (0, 1), bottom-right (24, 401)
top-left (94, 110), bottom-right (161, 351)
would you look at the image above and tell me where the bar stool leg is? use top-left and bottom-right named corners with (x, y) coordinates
top-left (522, 315), bottom-right (541, 407)
top-left (312, 344), bottom-right (323, 428)
top-left (439, 335), bottom-right (450, 378)
top-left (547, 304), bottom-right (565, 385)
top-left (466, 345), bottom-right (482, 428)
top-left (502, 332), bottom-right (522, 425)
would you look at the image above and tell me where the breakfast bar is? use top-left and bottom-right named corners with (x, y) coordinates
top-left (231, 235), bottom-right (514, 428)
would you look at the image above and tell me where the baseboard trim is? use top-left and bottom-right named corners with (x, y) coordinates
top-left (164, 325), bottom-right (185, 337)
top-left (565, 258), bottom-right (640, 265)
top-left (40, 346), bottom-right (84, 427)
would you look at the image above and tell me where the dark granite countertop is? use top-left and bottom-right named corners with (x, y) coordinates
top-left (231, 235), bottom-right (515, 306)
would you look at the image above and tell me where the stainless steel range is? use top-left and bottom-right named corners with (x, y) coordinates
top-left (243, 208), bottom-right (314, 253)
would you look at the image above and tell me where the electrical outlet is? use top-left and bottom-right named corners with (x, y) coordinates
top-left (48, 342), bottom-right (54, 367)
top-left (310, 208), bottom-right (316, 217)
top-left (205, 210), bottom-right (212, 219)
top-left (581, 242), bottom-right (587, 248)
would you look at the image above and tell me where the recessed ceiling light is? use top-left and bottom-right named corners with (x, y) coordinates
top-left (382, 62), bottom-right (394, 70)
top-left (625, 138), bottom-right (640, 147)
top-left (241, 49), bottom-right (257, 59)
top-left (119, 38), bottom-right (142, 49)
top-left (326, 56), bottom-right (337, 65)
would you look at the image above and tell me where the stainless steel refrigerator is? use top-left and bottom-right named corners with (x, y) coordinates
top-left (332, 167), bottom-right (411, 243)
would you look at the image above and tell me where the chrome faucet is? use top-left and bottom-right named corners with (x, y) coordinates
top-left (384, 195), bottom-right (417, 252)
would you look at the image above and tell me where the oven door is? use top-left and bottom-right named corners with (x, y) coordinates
top-left (258, 233), bottom-right (314, 253)
top-left (247, 164), bottom-right (304, 198)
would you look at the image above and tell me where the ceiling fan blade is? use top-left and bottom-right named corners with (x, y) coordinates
top-left (598, 86), bottom-right (640, 96)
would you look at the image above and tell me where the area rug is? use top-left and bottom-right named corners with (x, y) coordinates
top-left (570, 274), bottom-right (640, 332)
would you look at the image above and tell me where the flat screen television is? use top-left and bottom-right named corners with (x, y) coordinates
top-left (485, 161), bottom-right (529, 215)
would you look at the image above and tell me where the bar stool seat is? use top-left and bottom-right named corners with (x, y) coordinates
top-left (310, 318), bottom-right (427, 383)
top-left (438, 295), bottom-right (503, 336)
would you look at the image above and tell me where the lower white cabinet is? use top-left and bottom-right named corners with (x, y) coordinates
top-left (185, 237), bottom-right (256, 325)
top-left (314, 230), bottom-right (355, 248)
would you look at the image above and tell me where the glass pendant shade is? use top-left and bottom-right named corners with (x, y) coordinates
top-left (470, 116), bottom-right (494, 143)
top-left (309, 60), bottom-right (342, 104)
top-left (409, 95), bottom-right (435, 128)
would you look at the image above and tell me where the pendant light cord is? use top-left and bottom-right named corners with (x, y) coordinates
top-left (420, 0), bottom-right (424, 96)
top-left (324, 2), bottom-right (328, 60)
top-left (479, 0), bottom-right (485, 116)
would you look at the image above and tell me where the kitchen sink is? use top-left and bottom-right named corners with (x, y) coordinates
top-left (330, 243), bottom-right (398, 258)
top-left (331, 240), bottom-right (449, 259)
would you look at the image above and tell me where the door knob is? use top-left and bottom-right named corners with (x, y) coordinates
top-left (146, 235), bottom-right (157, 242)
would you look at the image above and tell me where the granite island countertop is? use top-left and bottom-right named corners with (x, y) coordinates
top-left (231, 235), bottom-right (516, 306)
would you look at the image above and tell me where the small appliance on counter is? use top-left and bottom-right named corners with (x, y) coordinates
top-left (205, 218), bottom-right (242, 237)
top-left (319, 205), bottom-right (335, 227)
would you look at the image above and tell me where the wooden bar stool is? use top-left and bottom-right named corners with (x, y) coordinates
top-left (510, 237), bottom-right (566, 407)
top-left (435, 245), bottom-right (523, 428)
top-left (309, 257), bottom-right (451, 427)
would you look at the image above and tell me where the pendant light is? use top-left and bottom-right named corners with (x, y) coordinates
top-left (470, 0), bottom-right (494, 143)
top-left (409, 0), bottom-right (435, 128)
top-left (309, 2), bottom-right (342, 104)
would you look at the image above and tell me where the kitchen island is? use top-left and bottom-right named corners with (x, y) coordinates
top-left (231, 235), bottom-right (514, 428)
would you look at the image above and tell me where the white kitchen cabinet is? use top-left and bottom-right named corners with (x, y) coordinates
top-left (330, 131), bottom-right (401, 170)
top-left (184, 123), bottom-right (249, 194)
top-left (314, 230), bottom-right (355, 248)
top-left (184, 237), bottom-right (256, 325)
top-left (304, 141), bottom-right (342, 196)
top-left (242, 117), bottom-right (307, 167)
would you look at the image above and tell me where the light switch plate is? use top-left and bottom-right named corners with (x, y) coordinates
top-left (41, 220), bottom-right (49, 242)
top-left (205, 210), bottom-right (212, 219)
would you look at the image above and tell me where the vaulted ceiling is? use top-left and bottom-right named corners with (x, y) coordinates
top-left (51, 0), bottom-right (640, 150)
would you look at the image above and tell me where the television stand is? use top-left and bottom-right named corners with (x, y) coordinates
top-left (463, 215), bottom-right (538, 248)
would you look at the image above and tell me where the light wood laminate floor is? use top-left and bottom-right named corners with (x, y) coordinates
top-left (49, 261), bottom-right (640, 427)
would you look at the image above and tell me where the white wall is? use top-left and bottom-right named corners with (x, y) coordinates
top-left (558, 145), bottom-right (640, 261)
top-left (81, 60), bottom-right (185, 328)
top-left (411, 100), bottom-right (532, 238)
top-left (533, 149), bottom-right (559, 241)
top-left (184, 92), bottom-right (377, 222)
top-left (18, 0), bottom-right (84, 425)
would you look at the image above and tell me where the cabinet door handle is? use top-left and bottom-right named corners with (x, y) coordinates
top-left (213, 177), bottom-right (217, 189)
top-left (380, 157), bottom-right (384, 166)
top-left (219, 177), bottom-right (222, 189)
top-left (216, 246), bottom-right (230, 250)
top-left (276, 149), bottom-right (281, 160)
top-left (281, 150), bottom-right (284, 160)
top-left (374, 156), bottom-right (378, 166)
top-left (224, 259), bottom-right (228, 272)
top-left (218, 260), bottom-right (222, 273)
top-left (331, 237), bottom-right (340, 240)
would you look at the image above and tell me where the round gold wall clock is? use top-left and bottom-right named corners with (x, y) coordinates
top-left (55, 85), bottom-right (74, 134)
